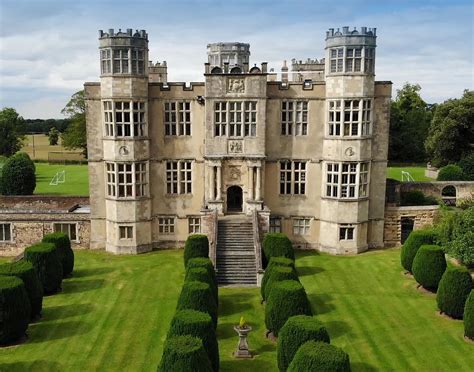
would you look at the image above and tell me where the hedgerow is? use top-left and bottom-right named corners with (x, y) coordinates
top-left (24, 242), bottom-right (63, 294)
top-left (400, 229), bottom-right (437, 273)
top-left (176, 280), bottom-right (217, 328)
top-left (158, 335), bottom-right (213, 372)
top-left (262, 266), bottom-right (299, 301)
top-left (184, 235), bottom-right (209, 268)
top-left (287, 341), bottom-right (351, 372)
top-left (0, 275), bottom-right (30, 344)
top-left (42, 232), bottom-right (74, 277)
top-left (262, 233), bottom-right (295, 267)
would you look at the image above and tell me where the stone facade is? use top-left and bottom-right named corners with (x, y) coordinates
top-left (84, 26), bottom-right (392, 255)
top-left (0, 196), bottom-right (90, 256)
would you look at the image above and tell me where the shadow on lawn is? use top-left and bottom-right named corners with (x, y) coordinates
top-left (324, 320), bottom-right (351, 339)
top-left (218, 293), bottom-right (254, 317)
top-left (62, 278), bottom-right (105, 294)
top-left (73, 267), bottom-right (114, 278)
top-left (220, 359), bottom-right (275, 372)
top-left (309, 293), bottom-right (335, 315)
top-left (27, 320), bottom-right (92, 343)
top-left (0, 360), bottom-right (61, 372)
top-left (42, 302), bottom-right (94, 321)
top-left (296, 266), bottom-right (325, 277)
top-left (351, 362), bottom-right (378, 372)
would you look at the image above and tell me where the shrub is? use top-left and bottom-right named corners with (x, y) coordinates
top-left (263, 266), bottom-right (299, 301)
top-left (459, 153), bottom-right (474, 181)
top-left (167, 310), bottom-right (219, 371)
top-left (158, 335), bottom-right (213, 372)
top-left (265, 280), bottom-right (312, 336)
top-left (436, 267), bottom-right (473, 319)
top-left (464, 290), bottom-right (474, 340)
top-left (185, 267), bottom-right (218, 305)
top-left (0, 260), bottom-right (43, 319)
top-left (261, 257), bottom-right (295, 300)
top-left (0, 152), bottom-right (36, 195)
top-left (0, 275), bottom-right (31, 344)
top-left (184, 235), bottom-right (209, 268)
top-left (287, 341), bottom-right (351, 372)
top-left (277, 315), bottom-right (330, 371)
top-left (446, 207), bottom-right (474, 267)
top-left (24, 242), bottom-right (63, 294)
top-left (400, 191), bottom-right (427, 206)
top-left (262, 233), bottom-right (295, 267)
top-left (400, 229), bottom-right (437, 273)
top-left (412, 245), bottom-right (447, 290)
top-left (176, 280), bottom-right (217, 328)
top-left (42, 232), bottom-right (74, 277)
top-left (437, 164), bottom-right (465, 181)
top-left (456, 197), bottom-right (474, 210)
top-left (186, 258), bottom-right (217, 286)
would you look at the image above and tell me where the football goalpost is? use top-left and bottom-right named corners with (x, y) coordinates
top-left (401, 170), bottom-right (415, 182)
top-left (49, 170), bottom-right (66, 186)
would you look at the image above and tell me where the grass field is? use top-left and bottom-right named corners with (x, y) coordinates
top-left (386, 166), bottom-right (434, 182)
top-left (21, 134), bottom-right (85, 162)
top-left (1, 249), bottom-right (472, 371)
top-left (34, 164), bottom-right (89, 196)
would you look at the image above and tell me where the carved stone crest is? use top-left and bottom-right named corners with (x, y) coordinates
top-left (228, 78), bottom-right (245, 93)
top-left (229, 166), bottom-right (241, 181)
top-left (228, 140), bottom-right (243, 154)
top-left (344, 147), bottom-right (355, 157)
top-left (119, 146), bottom-right (129, 156)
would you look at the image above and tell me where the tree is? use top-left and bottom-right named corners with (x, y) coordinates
top-left (425, 90), bottom-right (474, 167)
top-left (61, 90), bottom-right (87, 158)
top-left (48, 127), bottom-right (60, 145)
top-left (388, 83), bottom-right (434, 163)
top-left (0, 108), bottom-right (25, 157)
top-left (0, 152), bottom-right (36, 195)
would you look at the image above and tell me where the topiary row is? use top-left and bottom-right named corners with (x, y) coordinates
top-left (0, 232), bottom-right (74, 346)
top-left (262, 233), bottom-right (295, 268)
top-left (400, 229), bottom-right (438, 273)
top-left (160, 235), bottom-right (218, 371)
top-left (401, 230), bottom-right (474, 342)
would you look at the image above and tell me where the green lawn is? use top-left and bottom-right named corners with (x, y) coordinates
top-left (34, 164), bottom-right (89, 196)
top-left (387, 166), bottom-right (434, 182)
top-left (1, 249), bottom-right (472, 371)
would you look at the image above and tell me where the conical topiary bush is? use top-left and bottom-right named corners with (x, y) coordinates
top-left (412, 245), bottom-right (446, 291)
top-left (437, 267), bottom-right (473, 319)
top-left (261, 256), bottom-right (295, 300)
top-left (263, 265), bottom-right (299, 301)
top-left (158, 335), bottom-right (213, 372)
top-left (400, 229), bottom-right (437, 273)
top-left (287, 341), bottom-right (351, 372)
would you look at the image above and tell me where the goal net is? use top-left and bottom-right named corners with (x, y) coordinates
top-left (49, 170), bottom-right (66, 186)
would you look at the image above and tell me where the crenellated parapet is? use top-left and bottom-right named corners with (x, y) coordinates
top-left (99, 28), bottom-right (148, 40)
top-left (326, 26), bottom-right (376, 39)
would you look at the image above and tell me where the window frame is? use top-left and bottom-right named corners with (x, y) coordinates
top-left (339, 224), bottom-right (355, 241)
top-left (105, 162), bottom-right (148, 199)
top-left (327, 99), bottom-right (372, 138)
top-left (279, 160), bottom-right (307, 195)
top-left (269, 217), bottom-right (282, 233)
top-left (166, 160), bottom-right (193, 195)
top-left (324, 162), bottom-right (370, 199)
top-left (119, 225), bottom-right (134, 240)
top-left (188, 217), bottom-right (201, 234)
top-left (164, 100), bottom-right (192, 136)
top-left (281, 100), bottom-right (308, 136)
top-left (102, 100), bottom-right (147, 138)
top-left (158, 217), bottom-right (175, 234)
top-left (53, 223), bottom-right (78, 242)
top-left (293, 218), bottom-right (311, 236)
top-left (214, 100), bottom-right (257, 137)
top-left (0, 223), bottom-right (12, 242)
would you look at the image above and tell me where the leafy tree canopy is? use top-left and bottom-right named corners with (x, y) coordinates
top-left (61, 90), bottom-right (87, 158)
top-left (0, 107), bottom-right (25, 157)
top-left (425, 90), bottom-right (474, 167)
top-left (389, 83), bottom-right (434, 163)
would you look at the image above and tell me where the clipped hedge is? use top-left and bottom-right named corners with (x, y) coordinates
top-left (24, 242), bottom-right (63, 295)
top-left (167, 310), bottom-right (219, 371)
top-left (186, 258), bottom-right (217, 287)
top-left (437, 267), bottom-right (473, 319)
top-left (412, 245), bottom-right (446, 291)
top-left (176, 280), bottom-right (217, 328)
top-left (277, 315), bottom-right (330, 372)
top-left (158, 335), bottom-right (213, 372)
top-left (0, 260), bottom-right (43, 319)
top-left (186, 267), bottom-right (218, 305)
top-left (287, 341), bottom-right (351, 372)
top-left (261, 257), bottom-right (295, 300)
top-left (263, 266), bottom-right (299, 302)
top-left (262, 233), bottom-right (295, 267)
top-left (184, 235), bottom-right (209, 268)
top-left (400, 229), bottom-right (437, 273)
top-left (42, 232), bottom-right (74, 277)
top-left (265, 280), bottom-right (312, 336)
top-left (0, 275), bottom-right (31, 344)
top-left (437, 164), bottom-right (465, 181)
top-left (464, 290), bottom-right (474, 340)
top-left (0, 152), bottom-right (36, 195)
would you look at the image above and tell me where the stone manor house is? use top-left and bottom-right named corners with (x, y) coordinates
top-left (84, 26), bottom-right (392, 257)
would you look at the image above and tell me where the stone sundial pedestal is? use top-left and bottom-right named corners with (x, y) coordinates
top-left (233, 325), bottom-right (253, 358)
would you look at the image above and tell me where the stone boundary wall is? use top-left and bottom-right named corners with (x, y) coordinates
top-left (384, 205), bottom-right (439, 247)
top-left (400, 181), bottom-right (474, 200)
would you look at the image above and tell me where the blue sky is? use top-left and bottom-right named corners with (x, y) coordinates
top-left (0, 0), bottom-right (473, 118)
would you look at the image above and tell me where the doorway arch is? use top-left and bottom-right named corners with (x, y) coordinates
top-left (227, 186), bottom-right (243, 212)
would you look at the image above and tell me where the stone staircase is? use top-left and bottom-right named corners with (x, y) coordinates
top-left (216, 216), bottom-right (257, 286)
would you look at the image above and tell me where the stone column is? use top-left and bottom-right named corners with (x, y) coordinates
top-left (216, 164), bottom-right (222, 201)
top-left (256, 166), bottom-right (262, 201)
top-left (248, 166), bottom-right (254, 200)
top-left (209, 165), bottom-right (215, 201)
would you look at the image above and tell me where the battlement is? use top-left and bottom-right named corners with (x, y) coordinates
top-left (291, 58), bottom-right (325, 66)
top-left (148, 61), bottom-right (167, 67)
top-left (326, 26), bottom-right (376, 39)
top-left (99, 28), bottom-right (148, 40)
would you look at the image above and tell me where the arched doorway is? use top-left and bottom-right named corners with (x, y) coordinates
top-left (441, 185), bottom-right (456, 206)
top-left (227, 186), bottom-right (243, 212)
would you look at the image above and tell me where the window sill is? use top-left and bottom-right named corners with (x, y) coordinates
top-left (323, 136), bottom-right (372, 140)
top-left (321, 196), bottom-right (369, 202)
top-left (165, 194), bottom-right (193, 197)
top-left (103, 136), bottom-right (150, 141)
top-left (105, 197), bottom-right (151, 202)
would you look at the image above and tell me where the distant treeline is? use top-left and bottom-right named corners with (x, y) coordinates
top-left (24, 119), bottom-right (70, 134)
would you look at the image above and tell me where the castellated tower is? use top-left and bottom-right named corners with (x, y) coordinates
top-left (87, 29), bottom-right (152, 254)
top-left (320, 27), bottom-right (387, 254)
